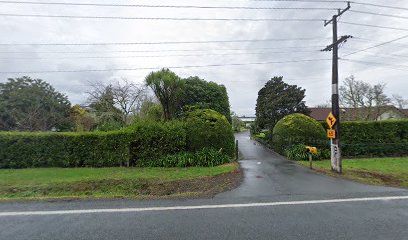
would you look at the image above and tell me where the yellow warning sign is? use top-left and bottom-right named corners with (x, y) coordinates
top-left (327, 129), bottom-right (336, 139)
top-left (326, 112), bottom-right (337, 129)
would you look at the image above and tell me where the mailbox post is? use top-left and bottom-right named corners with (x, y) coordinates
top-left (305, 146), bottom-right (317, 169)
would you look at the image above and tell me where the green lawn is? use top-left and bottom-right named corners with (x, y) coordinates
top-left (299, 158), bottom-right (408, 188)
top-left (0, 164), bottom-right (238, 200)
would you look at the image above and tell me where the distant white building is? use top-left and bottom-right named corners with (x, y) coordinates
top-left (238, 116), bottom-right (256, 127)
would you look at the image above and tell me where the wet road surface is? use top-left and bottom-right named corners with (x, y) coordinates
top-left (1, 131), bottom-right (407, 240)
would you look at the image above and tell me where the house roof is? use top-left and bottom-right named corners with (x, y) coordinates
top-left (309, 106), bottom-right (408, 121)
top-left (309, 108), bottom-right (331, 121)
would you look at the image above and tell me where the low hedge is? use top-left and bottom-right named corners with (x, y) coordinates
top-left (320, 120), bottom-right (408, 157)
top-left (136, 148), bottom-right (232, 167)
top-left (285, 144), bottom-right (330, 161)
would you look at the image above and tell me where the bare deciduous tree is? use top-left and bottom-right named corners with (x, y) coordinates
top-left (87, 79), bottom-right (146, 124)
top-left (339, 75), bottom-right (391, 120)
top-left (392, 94), bottom-right (408, 109)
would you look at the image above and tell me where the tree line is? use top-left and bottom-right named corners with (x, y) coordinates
top-left (0, 68), bottom-right (231, 132)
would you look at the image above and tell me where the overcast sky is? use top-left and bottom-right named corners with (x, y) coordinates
top-left (0, 0), bottom-right (407, 116)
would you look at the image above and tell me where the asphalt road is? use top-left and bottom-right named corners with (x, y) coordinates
top-left (1, 131), bottom-right (407, 240)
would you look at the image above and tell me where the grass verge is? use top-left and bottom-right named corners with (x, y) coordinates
top-left (0, 163), bottom-right (241, 201)
top-left (298, 157), bottom-right (408, 188)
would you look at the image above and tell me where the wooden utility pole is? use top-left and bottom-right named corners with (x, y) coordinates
top-left (321, 2), bottom-right (351, 173)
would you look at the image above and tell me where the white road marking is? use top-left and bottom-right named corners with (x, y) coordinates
top-left (0, 195), bottom-right (407, 217)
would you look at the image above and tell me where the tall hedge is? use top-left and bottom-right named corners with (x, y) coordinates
top-left (332, 120), bottom-right (408, 157)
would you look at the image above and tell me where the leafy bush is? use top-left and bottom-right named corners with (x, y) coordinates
top-left (324, 120), bottom-right (408, 157)
top-left (184, 109), bottom-right (235, 157)
top-left (285, 144), bottom-right (330, 161)
top-left (136, 148), bottom-right (232, 167)
top-left (272, 113), bottom-right (328, 155)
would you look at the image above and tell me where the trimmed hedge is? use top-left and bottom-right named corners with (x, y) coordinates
top-left (0, 110), bottom-right (235, 168)
top-left (272, 113), bottom-right (327, 155)
top-left (325, 120), bottom-right (408, 157)
top-left (0, 130), bottom-right (132, 168)
top-left (128, 121), bottom-right (186, 164)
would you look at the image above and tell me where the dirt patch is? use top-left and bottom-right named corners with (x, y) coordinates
top-left (140, 167), bottom-right (242, 198)
top-left (306, 166), bottom-right (404, 188)
top-left (350, 170), bottom-right (402, 186)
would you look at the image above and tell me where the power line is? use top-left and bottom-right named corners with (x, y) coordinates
top-left (341, 22), bottom-right (408, 32)
top-left (0, 1), bottom-right (339, 10)
top-left (0, 58), bottom-right (330, 74)
top-left (0, 13), bottom-right (324, 21)
top-left (342, 48), bottom-right (408, 59)
top-left (351, 2), bottom-right (408, 11)
top-left (349, 10), bottom-right (408, 20)
top-left (0, 45), bottom-right (324, 54)
top-left (353, 37), bottom-right (408, 48)
top-left (0, 37), bottom-right (328, 46)
top-left (0, 50), bottom-right (322, 60)
top-left (343, 34), bottom-right (408, 57)
top-left (340, 58), bottom-right (408, 72)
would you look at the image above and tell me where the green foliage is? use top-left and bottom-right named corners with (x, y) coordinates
top-left (89, 87), bottom-right (124, 130)
top-left (179, 76), bottom-right (231, 122)
top-left (136, 148), bottom-right (232, 167)
top-left (255, 76), bottom-right (310, 130)
top-left (285, 144), bottom-right (330, 161)
top-left (184, 109), bottom-right (235, 157)
top-left (145, 68), bottom-right (184, 120)
top-left (70, 104), bottom-right (96, 132)
top-left (0, 76), bottom-right (72, 131)
top-left (138, 100), bottom-right (164, 121)
top-left (0, 130), bottom-right (132, 168)
top-left (231, 113), bottom-right (245, 132)
top-left (328, 120), bottom-right (408, 157)
top-left (272, 113), bottom-right (327, 155)
top-left (95, 121), bottom-right (123, 132)
top-left (128, 120), bottom-right (187, 164)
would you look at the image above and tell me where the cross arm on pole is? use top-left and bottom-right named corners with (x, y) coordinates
top-left (321, 35), bottom-right (353, 52)
top-left (324, 1), bottom-right (351, 27)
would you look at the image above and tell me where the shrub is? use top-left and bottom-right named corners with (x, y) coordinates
top-left (136, 148), bottom-right (232, 167)
top-left (272, 113), bottom-right (328, 155)
top-left (285, 144), bottom-right (330, 161)
top-left (184, 109), bottom-right (235, 157)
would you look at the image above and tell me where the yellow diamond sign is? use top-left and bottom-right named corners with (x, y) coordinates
top-left (326, 112), bottom-right (337, 129)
